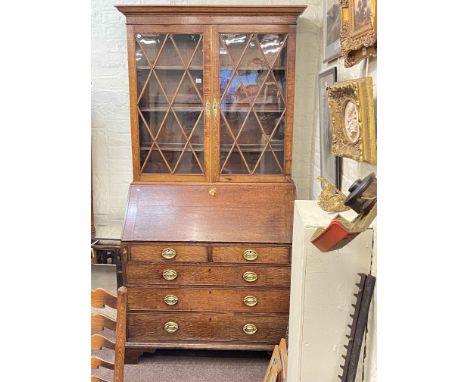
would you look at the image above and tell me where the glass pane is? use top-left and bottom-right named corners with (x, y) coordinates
top-left (135, 33), bottom-right (205, 175)
top-left (219, 33), bottom-right (287, 176)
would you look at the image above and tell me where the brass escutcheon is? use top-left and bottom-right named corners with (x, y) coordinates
top-left (205, 101), bottom-right (211, 118)
top-left (161, 248), bottom-right (177, 260)
top-left (243, 249), bottom-right (258, 261)
top-left (163, 269), bottom-right (178, 281)
top-left (209, 187), bottom-right (217, 197)
top-left (243, 323), bottom-right (257, 335)
top-left (243, 295), bottom-right (258, 307)
top-left (164, 295), bottom-right (179, 306)
top-left (243, 271), bottom-right (257, 283)
top-left (164, 321), bottom-right (179, 334)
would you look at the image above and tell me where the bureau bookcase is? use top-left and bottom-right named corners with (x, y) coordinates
top-left (116, 5), bottom-right (306, 362)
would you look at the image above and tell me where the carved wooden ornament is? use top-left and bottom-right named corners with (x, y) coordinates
top-left (340, 0), bottom-right (377, 67)
top-left (327, 77), bottom-right (376, 164)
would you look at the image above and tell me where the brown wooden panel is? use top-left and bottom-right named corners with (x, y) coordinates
top-left (212, 246), bottom-right (290, 264)
top-left (127, 312), bottom-right (288, 342)
top-left (127, 286), bottom-right (290, 313)
top-left (121, 183), bottom-right (295, 243)
top-left (126, 263), bottom-right (290, 287)
top-left (130, 244), bottom-right (208, 262)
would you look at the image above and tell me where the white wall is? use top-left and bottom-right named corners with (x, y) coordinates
top-left (92, 0), bottom-right (323, 238)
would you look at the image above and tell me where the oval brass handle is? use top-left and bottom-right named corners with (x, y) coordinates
top-left (161, 248), bottom-right (177, 260)
top-left (243, 323), bottom-right (257, 335)
top-left (164, 321), bottom-right (179, 334)
top-left (163, 269), bottom-right (178, 281)
top-left (164, 295), bottom-right (178, 306)
top-left (243, 249), bottom-right (258, 261)
top-left (243, 271), bottom-right (258, 283)
top-left (243, 295), bottom-right (258, 307)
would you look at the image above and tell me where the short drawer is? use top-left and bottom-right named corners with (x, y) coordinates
top-left (127, 286), bottom-right (290, 313)
top-left (127, 312), bottom-right (289, 343)
top-left (126, 263), bottom-right (291, 287)
top-left (212, 246), bottom-right (290, 264)
top-left (129, 244), bottom-right (208, 263)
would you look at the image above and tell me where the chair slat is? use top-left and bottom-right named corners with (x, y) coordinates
top-left (92, 313), bottom-right (116, 332)
top-left (91, 333), bottom-right (115, 350)
top-left (91, 355), bottom-right (114, 370)
top-left (91, 375), bottom-right (111, 382)
top-left (92, 288), bottom-right (117, 309)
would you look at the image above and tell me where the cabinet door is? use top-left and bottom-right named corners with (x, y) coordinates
top-left (213, 26), bottom-right (295, 182)
top-left (128, 25), bottom-right (211, 181)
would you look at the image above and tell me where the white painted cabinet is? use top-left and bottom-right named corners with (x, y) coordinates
top-left (288, 200), bottom-right (376, 382)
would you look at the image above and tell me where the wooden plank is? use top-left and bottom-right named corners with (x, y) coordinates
top-left (130, 244), bottom-right (208, 262)
top-left (212, 246), bottom-right (290, 264)
top-left (91, 313), bottom-right (116, 332)
top-left (91, 356), bottom-right (114, 370)
top-left (114, 287), bottom-right (127, 382)
top-left (91, 289), bottom-right (117, 309)
top-left (91, 334), bottom-right (115, 351)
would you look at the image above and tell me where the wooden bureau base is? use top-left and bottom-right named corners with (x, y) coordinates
top-left (120, 183), bottom-right (294, 360)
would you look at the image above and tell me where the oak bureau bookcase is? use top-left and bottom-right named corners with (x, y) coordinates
top-left (115, 5), bottom-right (306, 362)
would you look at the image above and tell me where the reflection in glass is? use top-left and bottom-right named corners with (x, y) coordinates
top-left (219, 33), bottom-right (288, 175)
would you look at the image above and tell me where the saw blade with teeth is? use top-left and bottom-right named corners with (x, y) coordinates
top-left (338, 273), bottom-right (376, 382)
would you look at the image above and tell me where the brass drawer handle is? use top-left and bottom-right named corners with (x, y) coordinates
top-left (163, 269), bottom-right (178, 281)
top-left (161, 248), bottom-right (177, 260)
top-left (243, 271), bottom-right (258, 283)
top-left (243, 249), bottom-right (258, 261)
top-left (164, 321), bottom-right (179, 334)
top-left (243, 323), bottom-right (257, 335)
top-left (164, 295), bottom-right (178, 306)
top-left (243, 295), bottom-right (258, 307)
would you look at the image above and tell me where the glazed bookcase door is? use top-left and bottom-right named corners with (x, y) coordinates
top-left (212, 25), bottom-right (295, 182)
top-left (128, 25), bottom-right (212, 181)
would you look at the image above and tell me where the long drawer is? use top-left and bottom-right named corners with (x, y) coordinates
top-left (125, 263), bottom-right (291, 287)
top-left (127, 286), bottom-right (290, 313)
top-left (127, 312), bottom-right (289, 343)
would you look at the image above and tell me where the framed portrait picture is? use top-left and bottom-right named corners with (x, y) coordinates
top-left (323, 0), bottom-right (341, 62)
top-left (340, 0), bottom-right (377, 67)
top-left (318, 67), bottom-right (341, 189)
top-left (327, 77), bottom-right (376, 164)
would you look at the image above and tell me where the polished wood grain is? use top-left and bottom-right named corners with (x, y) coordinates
top-left (121, 183), bottom-right (295, 243)
top-left (130, 244), bottom-right (208, 262)
top-left (127, 286), bottom-right (290, 313)
top-left (212, 246), bottom-right (290, 264)
top-left (92, 313), bottom-right (116, 332)
top-left (126, 263), bottom-right (291, 287)
top-left (127, 312), bottom-right (289, 342)
top-left (114, 287), bottom-right (127, 382)
top-left (127, 340), bottom-right (275, 351)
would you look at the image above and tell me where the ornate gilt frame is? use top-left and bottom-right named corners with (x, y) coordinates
top-left (340, 0), bottom-right (377, 67)
top-left (327, 77), bottom-right (376, 164)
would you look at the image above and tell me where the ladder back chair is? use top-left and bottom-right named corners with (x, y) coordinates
top-left (91, 287), bottom-right (127, 382)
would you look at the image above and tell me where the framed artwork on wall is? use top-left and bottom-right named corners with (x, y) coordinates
top-left (327, 77), bottom-right (376, 164)
top-left (340, 0), bottom-right (377, 67)
top-left (318, 67), bottom-right (341, 189)
top-left (323, 0), bottom-right (341, 62)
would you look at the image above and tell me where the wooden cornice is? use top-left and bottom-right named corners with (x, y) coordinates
top-left (115, 5), bottom-right (307, 18)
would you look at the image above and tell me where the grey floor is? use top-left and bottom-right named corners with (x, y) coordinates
top-left (92, 265), bottom-right (269, 382)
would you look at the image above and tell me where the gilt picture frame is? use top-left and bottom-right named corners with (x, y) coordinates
top-left (323, 0), bottom-right (341, 62)
top-left (340, 0), bottom-right (377, 67)
top-left (318, 67), bottom-right (341, 189)
top-left (327, 77), bottom-right (376, 164)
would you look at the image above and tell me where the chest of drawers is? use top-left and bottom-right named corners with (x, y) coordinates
top-left (121, 183), bottom-right (294, 360)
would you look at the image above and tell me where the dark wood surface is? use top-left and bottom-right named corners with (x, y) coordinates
top-left (126, 263), bottom-right (291, 287)
top-left (127, 286), bottom-right (290, 313)
top-left (127, 312), bottom-right (289, 342)
top-left (121, 183), bottom-right (295, 243)
top-left (212, 246), bottom-right (290, 264)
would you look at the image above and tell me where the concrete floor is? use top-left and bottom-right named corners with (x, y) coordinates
top-left (91, 264), bottom-right (270, 381)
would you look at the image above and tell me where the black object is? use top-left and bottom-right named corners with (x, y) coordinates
top-left (339, 273), bottom-right (376, 382)
top-left (344, 173), bottom-right (377, 214)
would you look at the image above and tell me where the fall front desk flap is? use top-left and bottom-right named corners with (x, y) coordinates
top-left (121, 183), bottom-right (295, 244)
